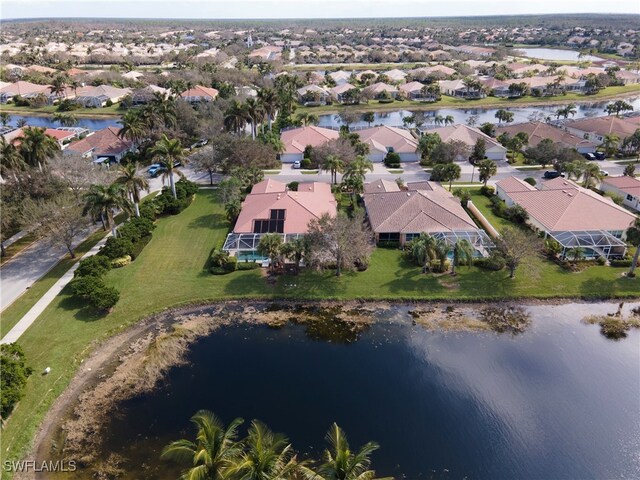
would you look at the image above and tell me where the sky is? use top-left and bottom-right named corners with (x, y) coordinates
top-left (1, 0), bottom-right (639, 20)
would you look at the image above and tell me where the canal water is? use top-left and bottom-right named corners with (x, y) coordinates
top-left (7, 97), bottom-right (639, 132)
top-left (516, 48), bottom-right (603, 62)
top-left (95, 302), bottom-right (640, 480)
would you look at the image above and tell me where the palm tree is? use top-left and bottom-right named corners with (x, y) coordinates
top-left (118, 110), bottom-right (148, 144)
top-left (148, 93), bottom-right (177, 129)
top-left (601, 133), bottom-right (620, 157)
top-left (83, 183), bottom-right (131, 238)
top-left (626, 218), bottom-right (640, 277)
top-left (362, 112), bottom-right (375, 127)
top-left (257, 233), bottom-right (283, 274)
top-left (477, 159), bottom-right (498, 186)
top-left (581, 162), bottom-right (604, 188)
top-left (342, 155), bottom-right (373, 199)
top-left (245, 98), bottom-right (264, 139)
top-left (227, 420), bottom-right (300, 480)
top-left (224, 100), bottom-right (250, 134)
top-left (322, 154), bottom-right (345, 185)
top-left (19, 127), bottom-right (60, 171)
top-left (161, 410), bottom-right (244, 480)
top-left (49, 75), bottom-right (67, 99)
top-left (433, 115), bottom-right (445, 126)
top-left (411, 232), bottom-right (436, 273)
top-left (150, 134), bottom-right (186, 199)
top-left (0, 137), bottom-right (26, 179)
top-left (257, 87), bottom-right (279, 131)
top-left (281, 237), bottom-right (306, 275)
top-left (296, 112), bottom-right (319, 127)
top-left (114, 163), bottom-right (149, 217)
top-left (225, 200), bottom-right (241, 224)
top-left (451, 239), bottom-right (474, 274)
top-left (53, 112), bottom-right (78, 127)
top-left (0, 112), bottom-right (10, 126)
top-left (314, 423), bottom-right (380, 480)
top-left (434, 238), bottom-right (450, 272)
top-left (444, 115), bottom-right (455, 126)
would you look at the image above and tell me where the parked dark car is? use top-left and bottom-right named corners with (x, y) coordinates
top-left (594, 151), bottom-right (606, 160)
top-left (543, 170), bottom-right (565, 179)
top-left (583, 152), bottom-right (596, 161)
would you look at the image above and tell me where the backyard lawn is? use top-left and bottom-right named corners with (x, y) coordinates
top-left (1, 188), bottom-right (638, 475)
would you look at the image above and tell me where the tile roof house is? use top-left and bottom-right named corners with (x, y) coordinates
top-left (0, 81), bottom-right (51, 103)
top-left (363, 180), bottom-right (492, 252)
top-left (398, 81), bottom-right (438, 101)
top-left (363, 82), bottom-right (398, 100)
top-left (131, 85), bottom-right (170, 104)
top-left (383, 68), bottom-right (408, 82)
top-left (280, 126), bottom-right (340, 163)
top-left (296, 84), bottom-right (330, 106)
top-left (495, 121), bottom-right (598, 154)
top-left (6, 127), bottom-right (78, 149)
top-left (328, 70), bottom-right (353, 85)
top-left (600, 176), bottom-right (640, 212)
top-left (439, 79), bottom-right (485, 99)
top-left (65, 127), bottom-right (134, 163)
top-left (425, 124), bottom-right (507, 161)
top-left (74, 85), bottom-right (132, 107)
top-left (496, 176), bottom-right (636, 259)
top-left (562, 116), bottom-right (640, 145)
top-left (180, 85), bottom-right (219, 103)
top-left (357, 126), bottom-right (419, 162)
top-left (223, 179), bottom-right (337, 256)
top-left (329, 83), bottom-right (357, 103)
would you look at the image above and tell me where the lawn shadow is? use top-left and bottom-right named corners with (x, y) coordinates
top-left (188, 213), bottom-right (226, 230)
top-left (58, 288), bottom-right (109, 322)
top-left (579, 273), bottom-right (634, 299)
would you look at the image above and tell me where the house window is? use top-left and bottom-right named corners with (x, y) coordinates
top-left (253, 209), bottom-right (286, 233)
top-left (386, 147), bottom-right (394, 153)
top-left (404, 233), bottom-right (420, 242)
top-left (378, 232), bottom-right (400, 242)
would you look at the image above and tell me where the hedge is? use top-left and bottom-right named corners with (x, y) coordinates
top-left (237, 262), bottom-right (261, 270)
top-left (610, 258), bottom-right (634, 267)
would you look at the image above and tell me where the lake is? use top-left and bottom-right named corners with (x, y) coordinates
top-left (7, 114), bottom-right (121, 131)
top-left (517, 48), bottom-right (603, 62)
top-left (96, 301), bottom-right (640, 480)
top-left (317, 96), bottom-right (640, 129)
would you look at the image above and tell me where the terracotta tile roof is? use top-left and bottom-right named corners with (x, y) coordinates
top-left (495, 122), bottom-right (598, 150)
top-left (364, 82), bottom-right (398, 94)
top-left (281, 126), bottom-right (340, 154)
top-left (429, 124), bottom-right (506, 152)
top-left (564, 115), bottom-right (640, 139)
top-left (500, 176), bottom-right (636, 232)
top-left (364, 179), bottom-right (400, 194)
top-left (329, 83), bottom-right (356, 95)
top-left (234, 180), bottom-right (336, 234)
top-left (364, 183), bottom-right (478, 234)
top-left (180, 85), bottom-right (219, 99)
top-left (357, 126), bottom-right (418, 154)
top-left (601, 176), bottom-right (640, 197)
top-left (0, 81), bottom-right (50, 96)
top-left (75, 84), bottom-right (131, 99)
top-left (8, 127), bottom-right (75, 147)
top-left (496, 176), bottom-right (537, 193)
top-left (66, 127), bottom-right (132, 156)
top-left (399, 81), bottom-right (426, 94)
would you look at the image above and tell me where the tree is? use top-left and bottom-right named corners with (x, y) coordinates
top-left (417, 132), bottom-right (442, 161)
top-left (623, 163), bottom-right (636, 177)
top-left (83, 183), bottom-right (130, 238)
top-left (1, 343), bottom-right (33, 419)
top-left (601, 133), bottom-right (620, 157)
top-left (0, 112), bottom-right (10, 126)
top-left (22, 193), bottom-right (89, 258)
top-left (524, 138), bottom-right (556, 168)
top-left (18, 127), bottom-right (60, 171)
top-left (495, 227), bottom-right (538, 278)
top-left (52, 112), bottom-right (78, 127)
top-left (150, 134), bottom-right (186, 199)
top-left (335, 108), bottom-right (359, 129)
top-left (224, 99), bottom-right (250, 134)
top-left (190, 146), bottom-right (221, 185)
top-left (322, 154), bottom-right (345, 185)
top-left (362, 112), bottom-right (375, 127)
top-left (257, 233), bottom-right (283, 274)
top-left (257, 87), bottom-right (279, 131)
top-left (495, 109), bottom-right (514, 124)
top-left (342, 155), bottom-right (373, 197)
top-left (162, 410), bottom-right (244, 480)
top-left (0, 137), bottom-right (26, 179)
top-left (470, 138), bottom-right (486, 164)
top-left (118, 110), bottom-right (148, 144)
top-left (626, 218), bottom-right (640, 277)
top-left (225, 200), bottom-right (241, 224)
top-left (296, 112), bottom-right (319, 127)
top-left (244, 97), bottom-right (264, 139)
top-left (581, 161), bottom-right (604, 188)
top-left (114, 163), bottom-right (149, 217)
top-left (313, 423), bottom-right (380, 480)
top-left (605, 100), bottom-right (633, 117)
top-left (430, 163), bottom-right (461, 190)
top-left (227, 421), bottom-right (301, 480)
top-left (281, 237), bottom-right (306, 275)
top-left (410, 232), bottom-right (437, 273)
top-left (479, 122), bottom-right (496, 137)
top-left (451, 239), bottom-right (474, 274)
top-left (477, 159), bottom-right (498, 186)
top-left (50, 152), bottom-right (113, 200)
top-left (306, 212), bottom-right (374, 276)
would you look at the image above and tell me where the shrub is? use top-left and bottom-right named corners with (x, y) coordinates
top-left (523, 177), bottom-right (537, 186)
top-left (75, 255), bottom-right (111, 278)
top-left (100, 236), bottom-right (134, 260)
top-left (237, 262), bottom-right (260, 270)
top-left (130, 235), bottom-right (152, 260)
top-left (223, 256), bottom-right (238, 272)
top-left (210, 266), bottom-right (232, 275)
top-left (111, 255), bottom-right (132, 268)
top-left (596, 256), bottom-right (607, 266)
top-left (89, 286), bottom-right (120, 311)
top-left (504, 204), bottom-right (529, 224)
top-left (474, 254), bottom-right (506, 271)
top-left (1, 343), bottom-right (33, 419)
top-left (610, 258), bottom-right (633, 267)
top-left (118, 216), bottom-right (156, 243)
top-left (105, 99), bottom-right (113, 107)
top-left (300, 158), bottom-right (312, 169)
top-left (287, 181), bottom-right (299, 191)
top-left (480, 185), bottom-right (495, 197)
top-left (384, 151), bottom-right (401, 168)
top-left (430, 260), bottom-right (450, 273)
top-left (70, 275), bottom-right (106, 298)
top-left (377, 241), bottom-right (400, 249)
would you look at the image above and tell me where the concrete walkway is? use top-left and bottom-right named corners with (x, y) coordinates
top-left (1, 234), bottom-right (111, 344)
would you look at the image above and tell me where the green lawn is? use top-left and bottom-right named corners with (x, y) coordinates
top-left (0, 233), bottom-right (37, 266)
top-left (1, 188), bottom-right (638, 476)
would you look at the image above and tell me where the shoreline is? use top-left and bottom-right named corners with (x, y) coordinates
top-left (1, 89), bottom-right (638, 120)
top-left (18, 298), bottom-right (637, 479)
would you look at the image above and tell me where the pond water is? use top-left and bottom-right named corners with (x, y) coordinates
top-left (517, 48), bottom-right (603, 62)
top-left (96, 302), bottom-right (640, 480)
top-left (7, 114), bottom-right (120, 131)
top-left (317, 96), bottom-right (640, 128)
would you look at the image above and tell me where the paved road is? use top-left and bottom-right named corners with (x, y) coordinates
top-left (0, 166), bottom-right (207, 314)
